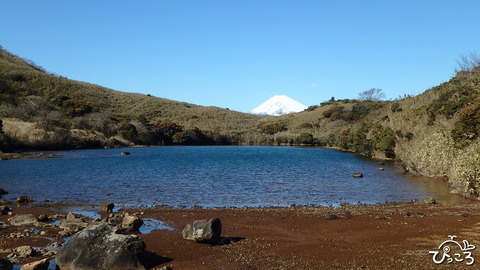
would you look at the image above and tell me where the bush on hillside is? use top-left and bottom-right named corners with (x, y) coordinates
top-left (452, 97), bottom-right (480, 147)
top-left (257, 121), bottom-right (286, 134)
top-left (297, 133), bottom-right (314, 144)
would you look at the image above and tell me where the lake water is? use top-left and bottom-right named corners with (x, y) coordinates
top-left (0, 146), bottom-right (465, 208)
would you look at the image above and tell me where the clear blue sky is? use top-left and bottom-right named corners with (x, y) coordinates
top-left (1, 1), bottom-right (479, 112)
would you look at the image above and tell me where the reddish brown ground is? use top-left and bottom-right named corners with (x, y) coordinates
top-left (2, 202), bottom-right (480, 269)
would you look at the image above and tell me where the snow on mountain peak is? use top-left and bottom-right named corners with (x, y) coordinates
top-left (250, 95), bottom-right (307, 116)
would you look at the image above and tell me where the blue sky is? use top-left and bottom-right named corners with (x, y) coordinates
top-left (1, 1), bottom-right (479, 113)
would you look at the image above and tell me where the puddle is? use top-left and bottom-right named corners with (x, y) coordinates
top-left (139, 218), bottom-right (175, 234)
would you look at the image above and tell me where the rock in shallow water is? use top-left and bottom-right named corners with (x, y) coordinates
top-left (56, 224), bottom-right (146, 270)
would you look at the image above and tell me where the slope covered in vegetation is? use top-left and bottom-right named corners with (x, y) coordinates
top-left (1, 47), bottom-right (479, 198)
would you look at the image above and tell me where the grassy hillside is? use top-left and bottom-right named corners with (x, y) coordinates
top-left (1, 47), bottom-right (479, 198)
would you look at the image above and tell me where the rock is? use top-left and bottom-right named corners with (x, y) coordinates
top-left (423, 196), bottom-right (436, 204)
top-left (353, 172), bottom-right (363, 178)
top-left (56, 224), bottom-right (146, 270)
top-left (378, 168), bottom-right (384, 171)
top-left (0, 258), bottom-right (13, 270)
top-left (37, 214), bottom-right (48, 222)
top-left (66, 212), bottom-right (76, 220)
top-left (325, 214), bottom-right (339, 220)
top-left (121, 215), bottom-right (144, 231)
top-left (378, 162), bottom-right (385, 165)
top-left (101, 202), bottom-right (115, 212)
top-left (16, 246), bottom-right (35, 257)
top-left (103, 213), bottom-right (124, 226)
top-left (19, 258), bottom-right (49, 270)
top-left (121, 152), bottom-right (131, 155)
top-left (0, 205), bottom-right (11, 215)
top-left (59, 218), bottom-right (88, 233)
top-left (182, 218), bottom-right (222, 244)
top-left (0, 188), bottom-right (8, 195)
top-left (10, 214), bottom-right (38, 226)
top-left (16, 195), bottom-right (34, 204)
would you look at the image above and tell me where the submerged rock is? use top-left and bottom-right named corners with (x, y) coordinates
top-left (182, 218), bottom-right (222, 244)
top-left (56, 224), bottom-right (146, 270)
top-left (0, 188), bottom-right (8, 195)
top-left (353, 172), bottom-right (363, 178)
top-left (10, 214), bottom-right (38, 226)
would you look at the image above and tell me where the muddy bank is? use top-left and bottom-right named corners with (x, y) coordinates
top-left (1, 201), bottom-right (480, 269)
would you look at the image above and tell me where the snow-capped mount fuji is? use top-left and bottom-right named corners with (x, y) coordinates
top-left (250, 95), bottom-right (307, 116)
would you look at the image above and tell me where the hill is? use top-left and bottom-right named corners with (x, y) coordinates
top-left (0, 47), bottom-right (479, 198)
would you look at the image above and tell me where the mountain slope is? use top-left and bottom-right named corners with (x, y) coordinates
top-left (251, 95), bottom-right (307, 116)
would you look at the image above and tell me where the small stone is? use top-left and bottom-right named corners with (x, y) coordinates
top-left (0, 205), bottom-right (11, 215)
top-left (353, 172), bottom-right (363, 178)
top-left (423, 197), bottom-right (436, 204)
top-left (101, 202), bottom-right (115, 212)
top-left (325, 214), bottom-right (339, 220)
top-left (37, 214), bottom-right (49, 222)
top-left (121, 215), bottom-right (144, 231)
top-left (16, 246), bottom-right (35, 257)
top-left (66, 212), bottom-right (76, 220)
top-left (40, 231), bottom-right (46, 236)
top-left (378, 168), bottom-right (384, 171)
top-left (121, 151), bottom-right (131, 155)
top-left (19, 258), bottom-right (49, 270)
top-left (16, 195), bottom-right (34, 204)
top-left (10, 214), bottom-right (38, 226)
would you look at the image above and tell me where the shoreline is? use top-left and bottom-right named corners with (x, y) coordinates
top-left (2, 200), bottom-right (480, 269)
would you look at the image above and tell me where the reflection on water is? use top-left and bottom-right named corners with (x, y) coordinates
top-left (0, 146), bottom-right (471, 207)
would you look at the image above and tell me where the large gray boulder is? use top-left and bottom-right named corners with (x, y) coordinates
top-left (10, 214), bottom-right (38, 226)
top-left (182, 218), bottom-right (222, 244)
top-left (55, 224), bottom-right (146, 270)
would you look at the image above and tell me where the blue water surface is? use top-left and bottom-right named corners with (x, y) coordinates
top-left (0, 146), bottom-right (460, 207)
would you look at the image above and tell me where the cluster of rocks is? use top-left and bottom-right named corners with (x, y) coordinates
top-left (0, 198), bottom-right (225, 269)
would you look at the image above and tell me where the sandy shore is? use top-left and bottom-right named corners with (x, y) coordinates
top-left (1, 201), bottom-right (480, 269)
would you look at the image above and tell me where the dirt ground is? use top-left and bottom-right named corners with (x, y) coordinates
top-left (2, 201), bottom-right (480, 269)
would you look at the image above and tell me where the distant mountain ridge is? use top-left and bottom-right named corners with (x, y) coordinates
top-left (250, 95), bottom-right (307, 116)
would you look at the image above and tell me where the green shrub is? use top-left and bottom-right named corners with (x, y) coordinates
top-left (391, 102), bottom-right (402, 112)
top-left (117, 121), bottom-right (138, 142)
top-left (322, 106), bottom-right (345, 119)
top-left (257, 121), bottom-right (286, 134)
top-left (452, 97), bottom-right (480, 147)
top-left (298, 133), bottom-right (314, 144)
top-left (299, 122), bottom-right (313, 129)
top-left (375, 127), bottom-right (396, 158)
